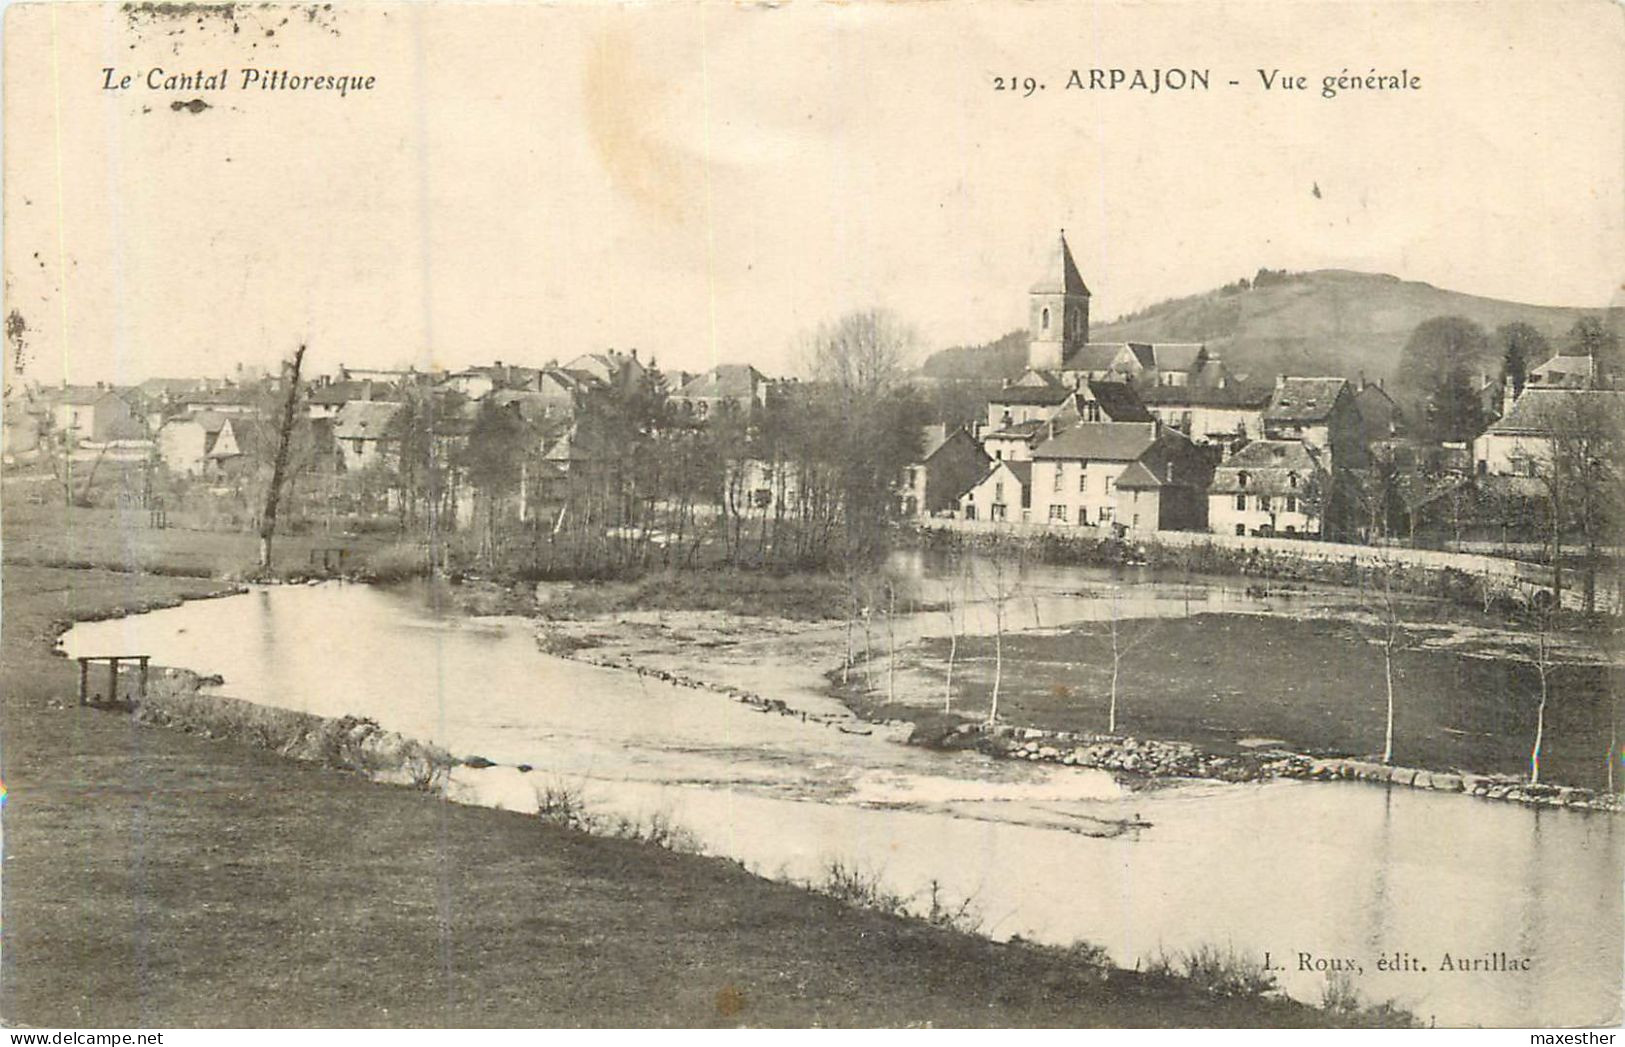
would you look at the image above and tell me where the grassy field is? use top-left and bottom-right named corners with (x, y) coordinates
top-left (1, 498), bottom-right (396, 578)
top-left (1, 522), bottom-right (1378, 1025)
top-left (862, 614), bottom-right (1621, 791)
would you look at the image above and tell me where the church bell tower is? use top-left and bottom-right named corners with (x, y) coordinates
top-left (1028, 229), bottom-right (1091, 371)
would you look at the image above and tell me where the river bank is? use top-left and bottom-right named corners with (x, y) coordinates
top-left (8, 560), bottom-right (1405, 1027)
top-left (530, 571), bottom-right (1622, 810)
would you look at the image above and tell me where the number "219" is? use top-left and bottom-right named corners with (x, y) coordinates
top-left (992, 76), bottom-right (1042, 96)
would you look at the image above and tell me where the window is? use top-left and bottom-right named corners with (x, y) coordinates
top-left (1286, 495), bottom-right (1297, 513)
top-left (1078, 472), bottom-right (1088, 493)
top-left (1237, 471), bottom-right (1249, 489)
top-left (991, 504), bottom-right (1006, 521)
top-left (1053, 466), bottom-right (1063, 492)
top-left (1260, 495), bottom-right (1272, 511)
top-left (351, 438), bottom-right (365, 454)
top-left (994, 481), bottom-right (1005, 501)
top-left (1288, 471), bottom-right (1299, 489)
top-left (1105, 476), bottom-right (1115, 495)
top-left (1077, 507), bottom-right (1089, 525)
top-left (1042, 307), bottom-right (1051, 331)
top-left (1235, 523), bottom-right (1245, 536)
top-left (1049, 505), bottom-right (1066, 522)
top-left (1132, 513), bottom-right (1140, 527)
top-left (1099, 506), bottom-right (1114, 524)
top-left (1235, 493), bottom-right (1246, 511)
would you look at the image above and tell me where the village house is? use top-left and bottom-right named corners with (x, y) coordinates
top-left (1352, 378), bottom-right (1407, 445)
top-left (1140, 381), bottom-right (1271, 446)
top-left (334, 400), bottom-right (404, 472)
top-left (985, 376), bottom-right (1148, 439)
top-left (669, 364), bottom-right (774, 420)
top-left (564, 349), bottom-right (647, 390)
top-left (985, 375), bottom-right (1073, 430)
top-left (1525, 353), bottom-right (1597, 390)
top-left (307, 378), bottom-right (399, 420)
top-left (42, 384), bottom-right (138, 444)
top-left (1262, 376), bottom-right (1366, 470)
top-left (157, 410), bottom-right (252, 476)
top-left (1472, 387), bottom-right (1624, 477)
top-left (1208, 439), bottom-right (1329, 537)
top-left (2, 385), bottom-right (47, 458)
top-left (900, 425), bottom-right (989, 517)
top-left (175, 385), bottom-right (261, 416)
top-left (1029, 421), bottom-right (1210, 530)
top-left (959, 459), bottom-right (1031, 522)
top-left (981, 419), bottom-right (1051, 462)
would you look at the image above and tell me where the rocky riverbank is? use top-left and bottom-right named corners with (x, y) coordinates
top-left (925, 721), bottom-right (1623, 812)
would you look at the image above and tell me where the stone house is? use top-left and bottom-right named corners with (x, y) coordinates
top-left (1029, 421), bottom-right (1210, 530)
top-left (1263, 376), bottom-right (1366, 470)
top-left (900, 425), bottom-right (989, 517)
top-left (1208, 439), bottom-right (1329, 537)
top-left (334, 400), bottom-right (404, 472)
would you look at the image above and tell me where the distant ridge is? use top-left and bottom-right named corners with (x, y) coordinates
top-left (923, 269), bottom-right (1621, 384)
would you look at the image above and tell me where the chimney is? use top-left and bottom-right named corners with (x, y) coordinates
top-left (1274, 374), bottom-right (1286, 391)
top-left (1358, 371), bottom-right (1367, 391)
top-left (1502, 379), bottom-right (1516, 417)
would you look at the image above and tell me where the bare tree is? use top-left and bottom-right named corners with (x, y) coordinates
top-left (1362, 558), bottom-right (1411, 765)
top-left (980, 553), bottom-right (1024, 727)
top-left (941, 554), bottom-right (969, 713)
top-left (885, 577), bottom-right (898, 705)
top-left (1105, 585), bottom-right (1163, 735)
top-left (258, 342), bottom-right (307, 571)
top-left (1527, 608), bottom-right (1556, 786)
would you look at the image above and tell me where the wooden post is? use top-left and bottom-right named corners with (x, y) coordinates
top-left (78, 658), bottom-right (89, 705)
top-left (138, 656), bottom-right (150, 703)
top-left (108, 658), bottom-right (120, 704)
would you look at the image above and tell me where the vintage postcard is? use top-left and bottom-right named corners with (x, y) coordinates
top-left (3, 0), bottom-right (1621, 1033)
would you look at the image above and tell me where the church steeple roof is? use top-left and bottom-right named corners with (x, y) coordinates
top-left (1030, 229), bottom-right (1090, 296)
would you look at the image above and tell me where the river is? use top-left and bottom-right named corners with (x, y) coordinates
top-left (62, 564), bottom-right (1622, 1027)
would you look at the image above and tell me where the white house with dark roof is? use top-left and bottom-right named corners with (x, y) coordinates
top-left (1208, 439), bottom-right (1329, 537)
top-left (1473, 387), bottom-right (1624, 477)
top-left (959, 459), bottom-right (1032, 523)
top-left (985, 376), bottom-right (1073, 430)
top-left (669, 364), bottom-right (773, 419)
top-left (1525, 353), bottom-right (1597, 390)
top-left (1141, 381), bottom-right (1272, 445)
top-left (1029, 421), bottom-right (1210, 530)
top-left (1262, 376), bottom-right (1366, 469)
top-left (158, 410), bottom-right (253, 476)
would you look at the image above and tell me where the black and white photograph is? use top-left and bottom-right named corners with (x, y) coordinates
top-left (2, 0), bottom-right (1622, 1032)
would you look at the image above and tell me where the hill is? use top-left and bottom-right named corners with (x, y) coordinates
top-left (923, 270), bottom-right (1620, 389)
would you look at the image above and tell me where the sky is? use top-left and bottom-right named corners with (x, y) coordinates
top-left (5, 0), bottom-right (1623, 386)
